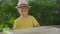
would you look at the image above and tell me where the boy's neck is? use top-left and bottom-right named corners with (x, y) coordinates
top-left (20, 15), bottom-right (28, 19)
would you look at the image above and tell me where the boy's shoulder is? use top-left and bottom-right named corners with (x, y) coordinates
top-left (15, 17), bottom-right (20, 22)
top-left (28, 15), bottom-right (34, 17)
top-left (28, 15), bottom-right (35, 19)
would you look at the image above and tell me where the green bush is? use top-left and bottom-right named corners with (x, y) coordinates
top-left (0, 2), bottom-right (19, 28)
top-left (29, 0), bottom-right (58, 25)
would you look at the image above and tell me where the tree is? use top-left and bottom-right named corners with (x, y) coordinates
top-left (0, 0), bottom-right (19, 28)
top-left (29, 0), bottom-right (58, 25)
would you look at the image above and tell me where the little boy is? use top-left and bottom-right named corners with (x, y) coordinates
top-left (13, 0), bottom-right (40, 30)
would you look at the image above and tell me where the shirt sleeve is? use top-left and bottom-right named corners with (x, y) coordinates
top-left (13, 20), bottom-right (19, 30)
top-left (32, 16), bottom-right (39, 27)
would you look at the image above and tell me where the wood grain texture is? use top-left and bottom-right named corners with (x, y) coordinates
top-left (6, 26), bottom-right (60, 34)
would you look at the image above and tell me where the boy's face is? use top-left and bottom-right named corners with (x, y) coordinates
top-left (17, 6), bottom-right (29, 16)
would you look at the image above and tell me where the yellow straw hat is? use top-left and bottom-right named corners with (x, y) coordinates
top-left (15, 0), bottom-right (31, 8)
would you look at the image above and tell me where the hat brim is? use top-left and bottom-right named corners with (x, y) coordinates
top-left (15, 6), bottom-right (31, 8)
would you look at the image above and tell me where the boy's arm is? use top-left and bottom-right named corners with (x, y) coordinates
top-left (13, 20), bottom-right (18, 30)
top-left (32, 16), bottom-right (40, 27)
top-left (34, 24), bottom-right (40, 27)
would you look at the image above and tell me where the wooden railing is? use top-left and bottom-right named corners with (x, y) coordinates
top-left (6, 26), bottom-right (60, 34)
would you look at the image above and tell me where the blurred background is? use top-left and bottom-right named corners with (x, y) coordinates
top-left (0, 0), bottom-right (60, 30)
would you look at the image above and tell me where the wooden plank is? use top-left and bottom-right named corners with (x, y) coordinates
top-left (6, 26), bottom-right (60, 34)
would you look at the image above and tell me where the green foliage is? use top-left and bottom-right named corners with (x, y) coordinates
top-left (0, 2), bottom-right (19, 28)
top-left (29, 0), bottom-right (58, 25)
top-left (3, 27), bottom-right (10, 34)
